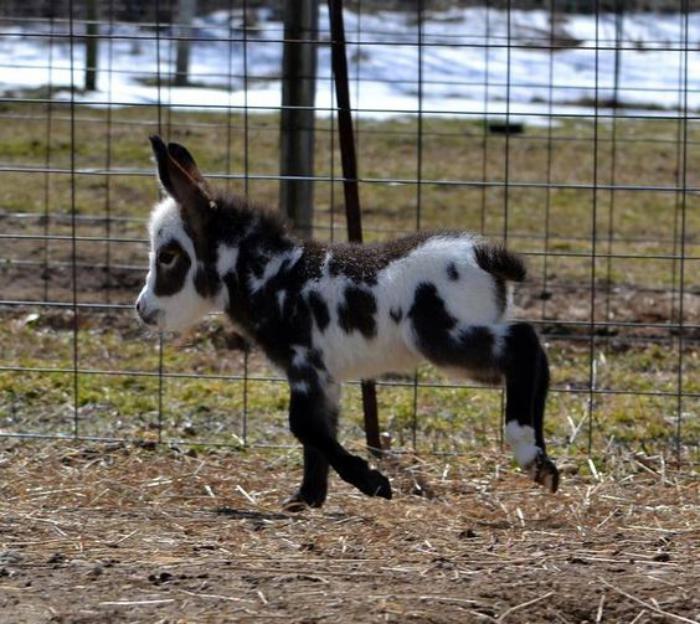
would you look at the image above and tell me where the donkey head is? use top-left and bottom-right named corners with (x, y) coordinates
top-left (135, 136), bottom-right (221, 331)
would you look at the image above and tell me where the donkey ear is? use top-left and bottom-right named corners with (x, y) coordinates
top-left (150, 135), bottom-right (175, 196)
top-left (167, 142), bottom-right (207, 188)
top-left (149, 135), bottom-right (214, 209)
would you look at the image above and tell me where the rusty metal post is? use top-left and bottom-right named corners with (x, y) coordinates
top-left (326, 0), bottom-right (382, 457)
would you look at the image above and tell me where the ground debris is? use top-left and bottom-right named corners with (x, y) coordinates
top-left (0, 441), bottom-right (697, 624)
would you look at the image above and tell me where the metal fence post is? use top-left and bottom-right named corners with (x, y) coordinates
top-left (174, 0), bottom-right (197, 86)
top-left (279, 0), bottom-right (318, 238)
top-left (84, 0), bottom-right (98, 91)
top-left (327, 0), bottom-right (382, 457)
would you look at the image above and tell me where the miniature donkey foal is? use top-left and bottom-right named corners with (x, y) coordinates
top-left (136, 136), bottom-right (559, 508)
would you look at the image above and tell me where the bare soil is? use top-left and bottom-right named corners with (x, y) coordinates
top-left (0, 442), bottom-right (697, 624)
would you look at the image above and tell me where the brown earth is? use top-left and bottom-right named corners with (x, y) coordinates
top-left (0, 442), bottom-right (698, 624)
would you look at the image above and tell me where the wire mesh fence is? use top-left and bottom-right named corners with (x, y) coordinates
top-left (0, 0), bottom-right (697, 464)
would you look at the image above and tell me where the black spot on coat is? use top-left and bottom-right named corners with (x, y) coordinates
top-left (307, 290), bottom-right (330, 331)
top-left (409, 283), bottom-right (456, 341)
top-left (446, 262), bottom-right (459, 281)
top-left (408, 282), bottom-right (497, 375)
top-left (307, 348), bottom-right (326, 372)
top-left (337, 286), bottom-right (377, 338)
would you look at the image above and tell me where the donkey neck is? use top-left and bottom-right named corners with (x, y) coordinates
top-left (215, 206), bottom-right (304, 339)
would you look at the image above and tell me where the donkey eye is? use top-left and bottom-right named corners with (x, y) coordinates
top-left (157, 249), bottom-right (178, 267)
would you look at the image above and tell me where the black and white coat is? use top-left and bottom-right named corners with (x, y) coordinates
top-left (136, 136), bottom-right (559, 508)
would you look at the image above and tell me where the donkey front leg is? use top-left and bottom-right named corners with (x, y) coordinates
top-left (287, 381), bottom-right (391, 506)
top-left (284, 445), bottom-right (332, 512)
top-left (293, 381), bottom-right (340, 508)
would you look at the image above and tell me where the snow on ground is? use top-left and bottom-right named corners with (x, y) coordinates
top-left (0, 6), bottom-right (698, 122)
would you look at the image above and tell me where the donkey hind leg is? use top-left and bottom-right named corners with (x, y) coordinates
top-left (415, 321), bottom-right (558, 492)
top-left (499, 323), bottom-right (559, 493)
top-left (287, 381), bottom-right (391, 505)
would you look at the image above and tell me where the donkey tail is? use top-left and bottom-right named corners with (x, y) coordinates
top-left (473, 242), bottom-right (527, 283)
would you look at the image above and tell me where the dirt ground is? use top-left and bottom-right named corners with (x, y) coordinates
top-left (0, 442), bottom-right (697, 624)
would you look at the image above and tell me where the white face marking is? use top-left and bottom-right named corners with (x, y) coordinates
top-left (505, 422), bottom-right (539, 467)
top-left (135, 197), bottom-right (220, 332)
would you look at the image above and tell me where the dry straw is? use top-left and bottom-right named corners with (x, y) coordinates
top-left (0, 441), bottom-right (697, 623)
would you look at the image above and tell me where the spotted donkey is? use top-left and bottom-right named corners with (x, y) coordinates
top-left (136, 136), bottom-right (559, 509)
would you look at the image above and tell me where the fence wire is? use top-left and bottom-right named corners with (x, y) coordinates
top-left (0, 0), bottom-right (697, 463)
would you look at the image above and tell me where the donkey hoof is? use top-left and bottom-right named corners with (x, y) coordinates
top-left (282, 491), bottom-right (326, 512)
top-left (363, 469), bottom-right (392, 500)
top-left (526, 453), bottom-right (560, 493)
top-left (282, 497), bottom-right (308, 513)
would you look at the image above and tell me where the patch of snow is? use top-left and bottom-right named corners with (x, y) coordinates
top-left (0, 7), bottom-right (697, 124)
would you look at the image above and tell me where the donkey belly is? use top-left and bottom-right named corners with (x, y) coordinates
top-left (319, 326), bottom-right (420, 382)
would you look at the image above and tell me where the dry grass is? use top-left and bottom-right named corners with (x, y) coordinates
top-left (0, 441), bottom-right (698, 623)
